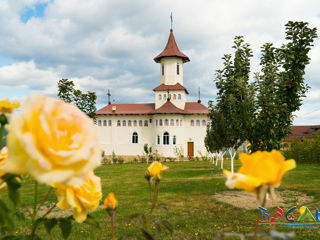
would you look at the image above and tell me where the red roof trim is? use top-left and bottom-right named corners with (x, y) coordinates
top-left (153, 83), bottom-right (189, 94)
top-left (96, 102), bottom-right (208, 115)
top-left (153, 29), bottom-right (190, 63)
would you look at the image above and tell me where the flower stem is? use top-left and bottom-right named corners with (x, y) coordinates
top-left (147, 180), bottom-right (159, 232)
top-left (111, 212), bottom-right (116, 240)
top-left (36, 187), bottom-right (53, 213)
top-left (30, 182), bottom-right (39, 240)
top-left (148, 180), bottom-right (153, 204)
top-left (253, 193), bottom-right (267, 240)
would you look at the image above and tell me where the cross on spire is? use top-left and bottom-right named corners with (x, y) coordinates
top-left (107, 89), bottom-right (111, 105)
top-left (198, 87), bottom-right (201, 103)
top-left (170, 12), bottom-right (173, 29)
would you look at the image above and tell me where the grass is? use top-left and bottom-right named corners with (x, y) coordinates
top-left (3, 160), bottom-right (320, 239)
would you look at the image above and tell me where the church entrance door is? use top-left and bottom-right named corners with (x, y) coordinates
top-left (187, 142), bottom-right (194, 157)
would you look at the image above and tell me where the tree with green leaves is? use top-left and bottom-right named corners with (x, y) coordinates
top-left (248, 21), bottom-right (317, 151)
top-left (57, 79), bottom-right (97, 120)
top-left (206, 21), bottom-right (317, 157)
top-left (206, 36), bottom-right (255, 172)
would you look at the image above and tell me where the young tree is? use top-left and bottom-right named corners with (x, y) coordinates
top-left (57, 79), bottom-right (97, 120)
top-left (248, 21), bottom-right (317, 152)
top-left (206, 36), bottom-right (255, 172)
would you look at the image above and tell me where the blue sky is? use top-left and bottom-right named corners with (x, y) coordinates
top-left (0, 0), bottom-right (319, 125)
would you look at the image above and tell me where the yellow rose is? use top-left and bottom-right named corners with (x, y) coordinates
top-left (0, 99), bottom-right (20, 114)
top-left (103, 192), bottom-right (118, 210)
top-left (55, 171), bottom-right (102, 223)
top-left (0, 147), bottom-right (8, 194)
top-left (3, 94), bottom-right (101, 185)
top-left (223, 150), bottom-right (296, 193)
top-left (147, 161), bottom-right (168, 180)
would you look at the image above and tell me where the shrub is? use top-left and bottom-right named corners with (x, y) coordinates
top-left (283, 133), bottom-right (320, 163)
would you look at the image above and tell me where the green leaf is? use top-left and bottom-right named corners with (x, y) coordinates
top-left (160, 220), bottom-right (173, 236)
top-left (59, 218), bottom-right (72, 239)
top-left (2, 174), bottom-right (21, 206)
top-left (140, 228), bottom-right (155, 240)
top-left (83, 215), bottom-right (99, 228)
top-left (43, 218), bottom-right (58, 235)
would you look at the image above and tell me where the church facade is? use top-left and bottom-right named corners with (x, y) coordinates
top-left (96, 28), bottom-right (209, 157)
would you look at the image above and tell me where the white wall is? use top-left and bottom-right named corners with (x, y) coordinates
top-left (160, 57), bottom-right (184, 85)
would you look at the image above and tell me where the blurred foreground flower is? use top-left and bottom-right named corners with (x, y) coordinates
top-left (55, 171), bottom-right (102, 223)
top-left (146, 161), bottom-right (168, 181)
top-left (0, 147), bottom-right (8, 194)
top-left (0, 99), bottom-right (20, 114)
top-left (3, 93), bottom-right (101, 186)
top-left (104, 192), bottom-right (118, 213)
top-left (104, 192), bottom-right (118, 240)
top-left (223, 150), bottom-right (296, 204)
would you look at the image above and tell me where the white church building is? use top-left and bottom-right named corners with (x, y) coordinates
top-left (96, 28), bottom-right (209, 157)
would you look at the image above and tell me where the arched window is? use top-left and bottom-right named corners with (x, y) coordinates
top-left (163, 132), bottom-right (169, 145)
top-left (157, 135), bottom-right (160, 145)
top-left (196, 120), bottom-right (200, 126)
top-left (117, 120), bottom-right (121, 127)
top-left (170, 119), bottom-right (174, 126)
top-left (103, 120), bottom-right (107, 126)
top-left (165, 119), bottom-right (169, 126)
top-left (161, 63), bottom-right (164, 76)
top-left (173, 94), bottom-right (176, 100)
top-left (159, 94), bottom-right (162, 100)
top-left (173, 135), bottom-right (176, 145)
top-left (156, 120), bottom-right (158, 126)
top-left (133, 120), bottom-right (137, 126)
top-left (139, 120), bottom-right (143, 127)
top-left (190, 120), bottom-right (194, 126)
top-left (177, 62), bottom-right (180, 75)
top-left (164, 94), bottom-right (167, 100)
top-left (178, 94), bottom-right (181, 100)
top-left (122, 120), bottom-right (126, 127)
top-left (159, 119), bottom-right (163, 126)
top-left (180, 119), bottom-right (182, 126)
top-left (132, 132), bottom-right (138, 144)
top-left (144, 120), bottom-right (148, 127)
top-left (202, 120), bottom-right (207, 126)
top-left (176, 119), bottom-right (179, 126)
top-left (128, 120), bottom-right (132, 127)
top-left (108, 120), bottom-right (112, 126)
top-left (98, 120), bottom-right (102, 126)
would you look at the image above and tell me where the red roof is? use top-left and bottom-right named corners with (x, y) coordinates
top-left (153, 83), bottom-right (189, 94)
top-left (154, 29), bottom-right (190, 63)
top-left (96, 101), bottom-right (208, 115)
top-left (285, 125), bottom-right (320, 141)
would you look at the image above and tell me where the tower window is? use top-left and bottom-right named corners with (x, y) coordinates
top-left (161, 63), bottom-right (164, 76)
top-left (159, 119), bottom-right (163, 126)
top-left (177, 63), bottom-right (180, 75)
top-left (144, 120), bottom-right (148, 127)
top-left (173, 94), bottom-right (176, 100)
top-left (108, 120), bottom-right (112, 126)
top-left (117, 120), bottom-right (121, 127)
top-left (163, 132), bottom-right (170, 145)
top-left (156, 120), bottom-right (158, 126)
top-left (165, 119), bottom-right (169, 126)
top-left (164, 94), bottom-right (167, 99)
top-left (157, 135), bottom-right (160, 145)
top-left (132, 132), bottom-right (138, 144)
top-left (173, 135), bottom-right (176, 145)
top-left (128, 120), bottom-right (132, 127)
top-left (202, 120), bottom-right (207, 126)
top-left (159, 94), bottom-right (162, 100)
top-left (196, 120), bottom-right (200, 126)
top-left (122, 120), bottom-right (126, 126)
top-left (133, 120), bottom-right (137, 126)
top-left (170, 119), bottom-right (174, 126)
top-left (98, 120), bottom-right (102, 126)
top-left (178, 94), bottom-right (181, 100)
top-left (176, 119), bottom-right (179, 126)
top-left (139, 120), bottom-right (143, 127)
top-left (190, 120), bottom-right (194, 126)
top-left (103, 120), bottom-right (107, 126)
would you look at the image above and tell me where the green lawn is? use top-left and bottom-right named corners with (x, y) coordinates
top-left (4, 160), bottom-right (320, 239)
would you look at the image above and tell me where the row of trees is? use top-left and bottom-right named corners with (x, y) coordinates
top-left (57, 78), bottom-right (97, 120)
top-left (205, 21), bottom-right (317, 171)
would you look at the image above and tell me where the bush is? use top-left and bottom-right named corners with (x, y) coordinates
top-left (283, 133), bottom-right (320, 163)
